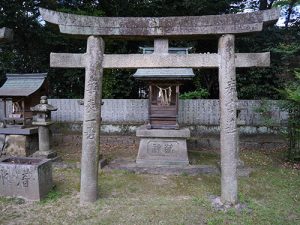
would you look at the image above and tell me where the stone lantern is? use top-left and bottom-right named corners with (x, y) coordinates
top-left (31, 96), bottom-right (57, 158)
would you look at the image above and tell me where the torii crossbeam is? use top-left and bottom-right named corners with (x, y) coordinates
top-left (40, 8), bottom-right (280, 205)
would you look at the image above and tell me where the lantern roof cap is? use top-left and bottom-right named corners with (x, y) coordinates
top-left (30, 96), bottom-right (57, 112)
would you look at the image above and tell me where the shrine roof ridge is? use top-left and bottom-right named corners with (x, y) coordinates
top-left (0, 73), bottom-right (47, 97)
top-left (39, 8), bottom-right (280, 38)
top-left (133, 68), bottom-right (195, 80)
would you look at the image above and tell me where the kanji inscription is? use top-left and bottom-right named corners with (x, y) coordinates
top-left (147, 141), bottom-right (178, 156)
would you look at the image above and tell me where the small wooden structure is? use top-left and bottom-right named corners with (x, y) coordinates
top-left (0, 73), bottom-right (48, 127)
top-left (133, 48), bottom-right (195, 129)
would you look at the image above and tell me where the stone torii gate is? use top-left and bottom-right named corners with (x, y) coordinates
top-left (39, 8), bottom-right (280, 204)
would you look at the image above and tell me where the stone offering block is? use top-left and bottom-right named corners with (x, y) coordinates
top-left (136, 126), bottom-right (190, 165)
top-left (0, 157), bottom-right (52, 201)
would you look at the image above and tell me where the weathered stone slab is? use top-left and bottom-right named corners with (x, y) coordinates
top-left (50, 52), bottom-right (270, 69)
top-left (235, 53), bottom-right (270, 67)
top-left (103, 54), bottom-right (219, 68)
top-left (39, 8), bottom-right (280, 37)
top-left (106, 159), bottom-right (219, 175)
top-left (137, 127), bottom-right (190, 138)
top-left (0, 157), bottom-right (53, 201)
top-left (0, 128), bottom-right (38, 135)
top-left (136, 126), bottom-right (190, 165)
top-left (50, 53), bottom-right (86, 68)
top-left (0, 28), bottom-right (13, 43)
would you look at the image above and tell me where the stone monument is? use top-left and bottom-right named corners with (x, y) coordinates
top-left (133, 44), bottom-right (194, 165)
top-left (39, 8), bottom-right (280, 204)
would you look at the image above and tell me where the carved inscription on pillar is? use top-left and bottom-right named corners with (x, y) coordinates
top-left (80, 36), bottom-right (104, 204)
top-left (147, 141), bottom-right (179, 157)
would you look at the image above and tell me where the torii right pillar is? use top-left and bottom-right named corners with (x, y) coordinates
top-left (218, 34), bottom-right (238, 204)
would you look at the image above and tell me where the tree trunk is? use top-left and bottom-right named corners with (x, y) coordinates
top-left (285, 0), bottom-right (297, 28)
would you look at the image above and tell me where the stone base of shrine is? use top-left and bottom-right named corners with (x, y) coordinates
top-left (136, 126), bottom-right (190, 166)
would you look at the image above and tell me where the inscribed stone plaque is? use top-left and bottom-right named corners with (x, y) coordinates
top-left (147, 141), bottom-right (179, 157)
top-left (136, 127), bottom-right (190, 165)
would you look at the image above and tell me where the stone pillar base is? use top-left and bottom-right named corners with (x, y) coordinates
top-left (136, 126), bottom-right (190, 166)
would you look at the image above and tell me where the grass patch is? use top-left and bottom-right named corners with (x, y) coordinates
top-left (0, 150), bottom-right (299, 224)
top-left (40, 188), bottom-right (63, 204)
top-left (188, 150), bottom-right (219, 165)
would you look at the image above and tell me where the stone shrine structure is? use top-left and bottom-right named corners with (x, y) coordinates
top-left (133, 46), bottom-right (194, 165)
top-left (39, 8), bottom-right (280, 204)
top-left (0, 73), bottom-right (48, 157)
top-left (0, 73), bottom-right (48, 127)
top-left (0, 30), bottom-right (43, 157)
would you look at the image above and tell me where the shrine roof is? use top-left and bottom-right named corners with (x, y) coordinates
top-left (0, 73), bottom-right (47, 97)
top-left (133, 68), bottom-right (195, 80)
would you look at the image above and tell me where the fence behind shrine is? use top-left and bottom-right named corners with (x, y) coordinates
top-left (0, 99), bottom-right (288, 126)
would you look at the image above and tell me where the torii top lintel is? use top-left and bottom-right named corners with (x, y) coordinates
top-left (39, 8), bottom-right (280, 38)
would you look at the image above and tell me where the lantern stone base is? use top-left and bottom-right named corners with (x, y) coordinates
top-left (136, 126), bottom-right (190, 165)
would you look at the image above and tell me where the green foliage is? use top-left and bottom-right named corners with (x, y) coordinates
top-left (283, 69), bottom-right (300, 102)
top-left (40, 188), bottom-right (62, 204)
top-left (274, 0), bottom-right (300, 6)
top-left (179, 88), bottom-right (209, 99)
top-left (236, 24), bottom-right (300, 99)
top-left (102, 69), bottom-right (143, 99)
top-left (279, 69), bottom-right (300, 161)
top-left (254, 100), bottom-right (276, 127)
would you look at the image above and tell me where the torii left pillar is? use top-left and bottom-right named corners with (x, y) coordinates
top-left (80, 36), bottom-right (104, 204)
top-left (49, 35), bottom-right (104, 204)
top-left (218, 34), bottom-right (238, 204)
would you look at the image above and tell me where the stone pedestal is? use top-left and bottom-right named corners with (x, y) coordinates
top-left (31, 121), bottom-right (57, 159)
top-left (136, 126), bottom-right (190, 165)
